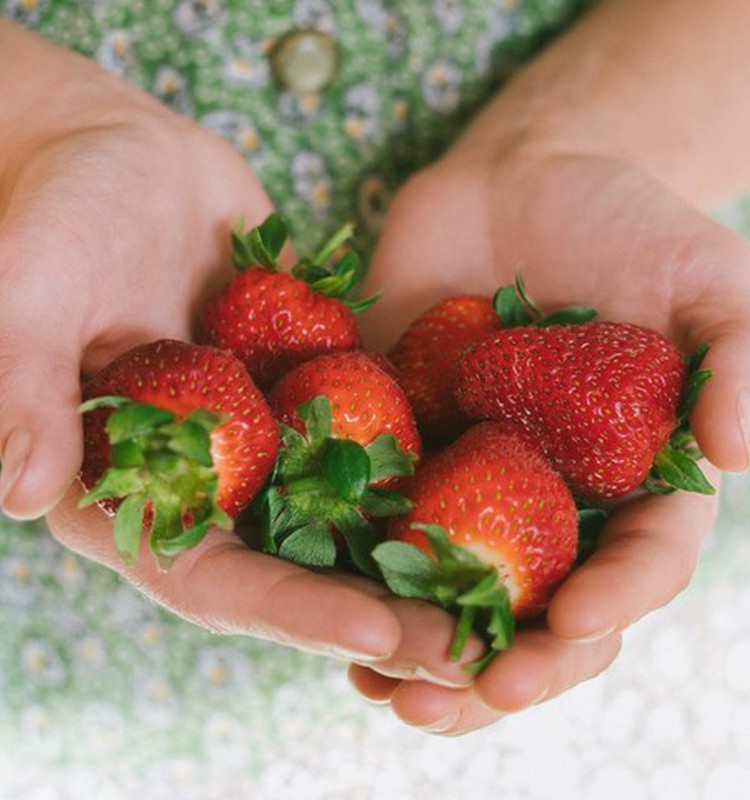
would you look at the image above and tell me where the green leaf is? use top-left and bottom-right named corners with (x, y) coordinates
top-left (112, 494), bottom-right (146, 566)
top-left (493, 284), bottom-right (534, 327)
top-left (164, 420), bottom-right (214, 467)
top-left (277, 424), bottom-right (314, 481)
top-left (322, 439), bottom-right (371, 502)
top-left (297, 396), bottom-right (333, 449)
top-left (231, 217), bottom-right (253, 268)
top-left (78, 467), bottom-right (145, 507)
top-left (372, 541), bottom-right (438, 599)
top-left (686, 342), bottom-right (710, 373)
top-left (312, 221), bottom-right (355, 266)
top-left (359, 487), bottom-right (413, 517)
top-left (678, 368), bottom-right (712, 420)
top-left (576, 507), bottom-right (609, 563)
top-left (110, 440), bottom-right (146, 469)
top-left (278, 522), bottom-right (337, 567)
top-left (107, 402), bottom-right (175, 444)
top-left (652, 446), bottom-right (715, 495)
top-left (256, 212), bottom-right (288, 260)
top-left (345, 293), bottom-right (380, 314)
top-left (365, 434), bottom-right (416, 483)
top-left (79, 395), bottom-right (131, 414)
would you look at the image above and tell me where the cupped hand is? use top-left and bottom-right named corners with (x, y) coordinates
top-left (354, 136), bottom-right (741, 733)
top-left (0, 24), bottom-right (422, 670)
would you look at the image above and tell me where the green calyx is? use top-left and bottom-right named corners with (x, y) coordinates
top-left (644, 343), bottom-right (715, 496)
top-left (255, 396), bottom-right (417, 577)
top-left (493, 272), bottom-right (597, 327)
top-left (78, 396), bottom-right (232, 569)
top-left (230, 212), bottom-right (379, 313)
top-left (373, 524), bottom-right (515, 673)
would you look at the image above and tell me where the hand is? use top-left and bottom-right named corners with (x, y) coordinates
top-left (0, 23), bottom-right (433, 672)
top-left (353, 135), bottom-right (736, 733)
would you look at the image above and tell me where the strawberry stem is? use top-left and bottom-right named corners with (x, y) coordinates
top-left (256, 396), bottom-right (416, 577)
top-left (79, 396), bottom-right (232, 569)
top-left (493, 272), bottom-right (597, 328)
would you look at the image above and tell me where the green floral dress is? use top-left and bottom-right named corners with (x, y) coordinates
top-left (3, 2), bottom-right (750, 798)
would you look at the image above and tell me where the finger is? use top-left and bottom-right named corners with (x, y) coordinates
top-left (386, 629), bottom-right (622, 736)
top-left (547, 465), bottom-right (720, 643)
top-left (46, 484), bottom-right (401, 662)
top-left (348, 664), bottom-right (400, 704)
top-left (0, 228), bottom-right (87, 519)
top-left (688, 321), bottom-right (750, 472)
top-left (362, 595), bottom-right (487, 688)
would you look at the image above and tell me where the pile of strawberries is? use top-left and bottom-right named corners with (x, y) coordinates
top-left (79, 214), bottom-right (713, 669)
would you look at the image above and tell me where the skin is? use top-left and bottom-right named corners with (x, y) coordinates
top-left (352, 0), bottom-right (750, 733)
top-left (1, 0), bottom-right (749, 736)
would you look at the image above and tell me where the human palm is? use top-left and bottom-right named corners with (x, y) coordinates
top-left (353, 144), bottom-right (743, 733)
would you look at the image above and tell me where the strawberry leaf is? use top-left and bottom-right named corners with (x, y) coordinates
top-left (107, 403), bottom-right (176, 444)
top-left (256, 212), bottom-right (288, 260)
top-left (321, 439), bottom-right (371, 502)
top-left (278, 521), bottom-right (337, 567)
top-left (372, 541), bottom-right (438, 599)
top-left (651, 445), bottom-right (715, 495)
top-left (576, 506), bottom-right (608, 564)
top-left (359, 487), bottom-right (413, 517)
top-left (312, 221), bottom-right (355, 266)
top-left (298, 396), bottom-right (333, 449)
top-left (113, 494), bottom-right (146, 566)
top-left (365, 434), bottom-right (417, 482)
top-left (493, 272), bottom-right (597, 329)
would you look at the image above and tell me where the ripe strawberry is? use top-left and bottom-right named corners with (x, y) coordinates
top-left (257, 350), bottom-right (422, 576)
top-left (79, 339), bottom-right (279, 568)
top-left (268, 350), bottom-right (421, 460)
top-left (387, 295), bottom-right (501, 445)
top-left (197, 213), bottom-right (376, 389)
top-left (374, 422), bottom-right (578, 667)
top-left (454, 279), bottom-right (713, 500)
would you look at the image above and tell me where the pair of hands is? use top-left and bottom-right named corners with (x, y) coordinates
top-left (0, 23), bottom-right (743, 735)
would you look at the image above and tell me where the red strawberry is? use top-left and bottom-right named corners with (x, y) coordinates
top-left (388, 295), bottom-right (501, 445)
top-left (198, 213), bottom-right (376, 389)
top-left (257, 350), bottom-right (422, 576)
top-left (455, 321), bottom-right (713, 501)
top-left (268, 349), bottom-right (421, 460)
top-left (79, 339), bottom-right (279, 567)
top-left (374, 422), bottom-right (578, 666)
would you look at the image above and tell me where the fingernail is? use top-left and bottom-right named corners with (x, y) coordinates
top-left (329, 644), bottom-right (393, 664)
top-left (413, 666), bottom-right (472, 689)
top-left (519, 685), bottom-right (550, 710)
top-left (0, 429), bottom-right (33, 512)
top-left (421, 710), bottom-right (461, 734)
top-left (567, 623), bottom-right (618, 644)
top-left (738, 391), bottom-right (750, 470)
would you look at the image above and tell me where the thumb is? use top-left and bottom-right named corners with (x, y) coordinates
top-left (688, 321), bottom-right (750, 473)
top-left (0, 251), bottom-right (85, 520)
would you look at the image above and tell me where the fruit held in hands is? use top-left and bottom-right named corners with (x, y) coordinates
top-left (387, 295), bottom-right (501, 446)
top-left (198, 213), bottom-right (376, 389)
top-left (79, 339), bottom-right (279, 568)
top-left (456, 322), bottom-right (713, 501)
top-left (374, 422), bottom-right (578, 667)
top-left (258, 350), bottom-right (421, 576)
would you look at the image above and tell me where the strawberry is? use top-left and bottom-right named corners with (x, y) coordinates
top-left (374, 422), bottom-right (579, 668)
top-left (268, 350), bottom-right (421, 460)
top-left (387, 280), bottom-right (598, 447)
top-left (197, 213), bottom-right (376, 390)
top-left (79, 339), bottom-right (279, 568)
top-left (387, 295), bottom-right (501, 446)
top-left (257, 350), bottom-right (422, 576)
top-left (454, 277), bottom-right (713, 501)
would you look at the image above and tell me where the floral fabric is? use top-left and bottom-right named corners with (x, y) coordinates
top-left (4, 2), bottom-right (750, 797)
